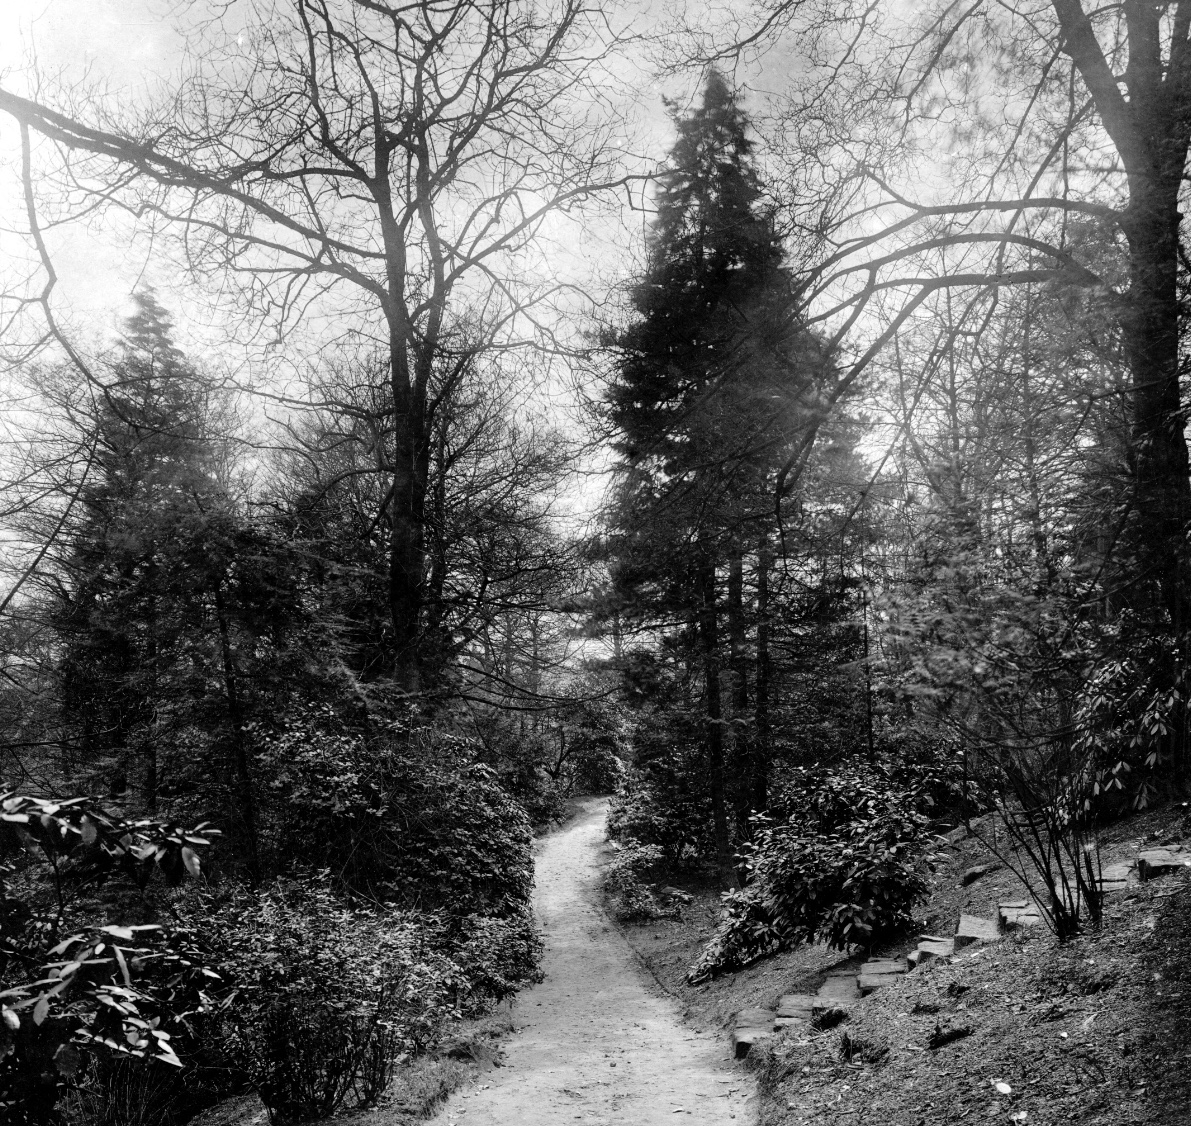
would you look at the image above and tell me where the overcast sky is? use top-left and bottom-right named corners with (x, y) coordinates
top-left (0, 1), bottom-right (695, 352)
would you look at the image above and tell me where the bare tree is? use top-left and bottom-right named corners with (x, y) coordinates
top-left (0, 0), bottom-right (640, 690)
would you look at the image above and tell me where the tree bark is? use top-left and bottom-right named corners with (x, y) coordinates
top-left (697, 551), bottom-right (732, 870)
top-left (727, 549), bottom-right (752, 836)
top-left (1053, 0), bottom-right (1191, 630)
top-left (214, 584), bottom-right (261, 884)
top-left (753, 534), bottom-right (772, 813)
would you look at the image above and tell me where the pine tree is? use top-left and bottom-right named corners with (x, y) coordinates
top-left (56, 294), bottom-right (219, 798)
top-left (604, 74), bottom-right (827, 869)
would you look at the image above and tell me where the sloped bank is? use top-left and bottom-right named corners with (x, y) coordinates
top-left (618, 804), bottom-right (1191, 1126)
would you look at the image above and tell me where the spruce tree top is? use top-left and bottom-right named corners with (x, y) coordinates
top-left (608, 73), bottom-right (789, 464)
top-left (639, 71), bottom-right (781, 316)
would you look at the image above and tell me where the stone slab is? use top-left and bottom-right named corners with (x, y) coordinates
top-left (774, 1015), bottom-right (809, 1031)
top-left (999, 901), bottom-right (1043, 930)
top-left (913, 939), bottom-right (955, 968)
top-left (861, 959), bottom-right (908, 975)
top-left (814, 974), bottom-right (861, 1009)
top-left (735, 1007), bottom-right (775, 1029)
top-left (1095, 861), bottom-right (1137, 895)
top-left (1138, 849), bottom-right (1191, 881)
top-left (954, 913), bottom-right (1001, 947)
top-left (733, 1026), bottom-right (771, 1059)
top-left (859, 971), bottom-right (905, 994)
top-left (776, 993), bottom-right (816, 1019)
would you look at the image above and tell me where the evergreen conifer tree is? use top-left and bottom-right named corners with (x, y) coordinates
top-left (604, 73), bottom-right (830, 868)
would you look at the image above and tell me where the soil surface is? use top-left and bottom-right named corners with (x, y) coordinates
top-left (423, 797), bottom-right (755, 1126)
top-left (620, 802), bottom-right (1191, 1126)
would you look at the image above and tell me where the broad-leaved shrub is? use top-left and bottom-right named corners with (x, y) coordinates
top-left (178, 873), bottom-right (541, 1122)
top-left (688, 763), bottom-right (929, 981)
top-left (603, 841), bottom-right (674, 923)
top-left (253, 707), bottom-right (533, 915)
top-left (0, 792), bottom-right (218, 1125)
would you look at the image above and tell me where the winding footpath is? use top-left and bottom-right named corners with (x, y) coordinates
top-left (427, 798), bottom-right (755, 1126)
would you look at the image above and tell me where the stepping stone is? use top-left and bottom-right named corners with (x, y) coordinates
top-left (732, 1025), bottom-right (771, 1058)
top-left (732, 1007), bottom-right (775, 1058)
top-left (858, 959), bottom-right (908, 994)
top-left (774, 1016), bottom-right (809, 1030)
top-left (861, 959), bottom-right (907, 974)
top-left (774, 993), bottom-right (814, 1030)
top-left (999, 901), bottom-right (1043, 930)
top-left (735, 1006), bottom-right (775, 1027)
top-left (813, 972), bottom-right (861, 1012)
top-left (954, 913), bottom-right (1000, 948)
top-left (776, 993), bottom-right (815, 1019)
top-left (1097, 862), bottom-right (1136, 894)
top-left (907, 938), bottom-right (955, 969)
top-left (1138, 849), bottom-right (1191, 881)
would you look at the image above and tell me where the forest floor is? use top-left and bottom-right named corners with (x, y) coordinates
top-left (618, 801), bottom-right (1191, 1126)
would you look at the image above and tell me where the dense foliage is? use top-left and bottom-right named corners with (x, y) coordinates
top-left (688, 764), bottom-right (930, 979)
top-left (0, 794), bottom-right (221, 1125)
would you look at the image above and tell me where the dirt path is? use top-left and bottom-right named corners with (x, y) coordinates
top-left (426, 798), bottom-right (755, 1126)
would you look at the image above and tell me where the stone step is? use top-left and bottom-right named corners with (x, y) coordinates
top-left (732, 1025), bottom-right (771, 1058)
top-left (776, 993), bottom-right (816, 1019)
top-left (1138, 849), bottom-right (1191, 881)
top-left (954, 913), bottom-right (1001, 948)
top-left (862, 959), bottom-right (908, 974)
top-left (999, 900), bottom-right (1043, 930)
top-left (1097, 861), bottom-right (1136, 893)
top-left (735, 1006), bottom-right (775, 1027)
top-left (774, 1014), bottom-right (809, 1031)
top-left (859, 969), bottom-right (906, 994)
top-left (813, 972), bottom-right (862, 1011)
top-left (907, 938), bottom-right (954, 969)
top-left (732, 1007), bottom-right (775, 1059)
top-left (858, 959), bottom-right (908, 994)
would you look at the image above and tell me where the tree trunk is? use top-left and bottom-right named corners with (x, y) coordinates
top-left (214, 584), bottom-right (261, 884)
top-left (423, 421), bottom-right (449, 681)
top-left (727, 549), bottom-right (752, 837)
top-left (1121, 197), bottom-right (1191, 632)
top-left (388, 402), bottom-right (426, 695)
top-left (143, 593), bottom-right (158, 816)
top-left (1050, 0), bottom-right (1191, 785)
top-left (753, 534), bottom-right (771, 813)
top-left (1122, 193), bottom-right (1191, 780)
top-left (697, 552), bottom-right (732, 871)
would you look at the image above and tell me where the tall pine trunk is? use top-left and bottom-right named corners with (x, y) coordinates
top-left (753, 534), bottom-right (772, 813)
top-left (697, 552), bottom-right (732, 871)
top-left (215, 584), bottom-right (261, 884)
top-left (727, 549), bottom-right (752, 837)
